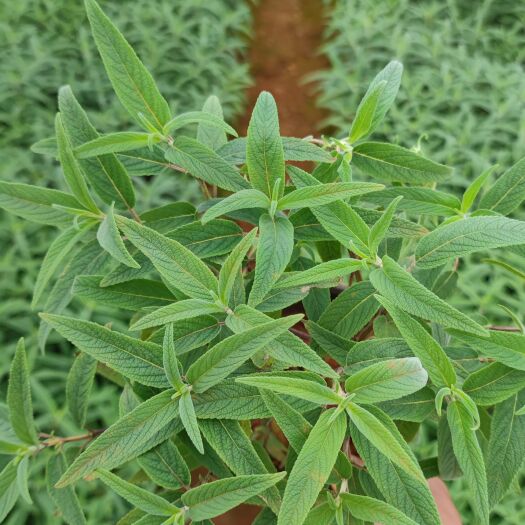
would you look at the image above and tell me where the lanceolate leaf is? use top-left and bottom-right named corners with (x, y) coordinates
top-left (341, 494), bottom-right (418, 525)
top-left (370, 256), bottom-right (487, 336)
top-left (55, 113), bottom-right (99, 214)
top-left (96, 469), bottom-right (178, 516)
top-left (0, 181), bottom-right (83, 226)
top-left (236, 375), bottom-right (341, 406)
top-left (184, 473), bottom-right (285, 521)
top-left (447, 401), bottom-right (489, 525)
top-left (201, 190), bottom-right (270, 224)
top-left (199, 419), bottom-right (281, 513)
top-left (277, 182), bottom-right (383, 210)
top-left (186, 315), bottom-right (302, 393)
top-left (377, 295), bottom-right (456, 388)
top-left (130, 299), bottom-right (222, 331)
top-left (76, 132), bottom-right (158, 158)
top-left (247, 91), bottom-right (285, 198)
top-left (479, 155), bottom-right (525, 215)
top-left (352, 142), bottom-right (452, 184)
top-left (40, 314), bottom-right (169, 388)
top-left (97, 205), bottom-right (139, 268)
top-left (344, 358), bottom-right (428, 404)
top-left (227, 305), bottom-right (337, 378)
top-left (248, 214), bottom-right (294, 307)
top-left (274, 258), bottom-right (362, 289)
top-left (117, 216), bottom-right (218, 300)
top-left (346, 403), bottom-right (424, 481)
top-left (368, 196), bottom-right (403, 255)
top-left (164, 110), bottom-right (237, 137)
top-left (58, 85), bottom-right (135, 209)
top-left (278, 409), bottom-right (346, 525)
top-left (219, 228), bottom-right (257, 305)
top-left (47, 454), bottom-right (87, 525)
top-left (66, 352), bottom-right (97, 428)
top-left (349, 405), bottom-right (439, 525)
top-left (197, 96), bottom-right (228, 150)
top-left (32, 222), bottom-right (93, 308)
top-left (179, 391), bottom-right (204, 454)
top-left (486, 392), bottom-right (525, 506)
top-left (162, 323), bottom-right (184, 391)
top-left (349, 80), bottom-right (387, 143)
top-left (7, 339), bottom-right (37, 445)
top-left (416, 216), bottom-right (525, 268)
top-left (85, 0), bottom-right (171, 130)
top-left (57, 390), bottom-right (180, 487)
top-left (166, 136), bottom-right (250, 192)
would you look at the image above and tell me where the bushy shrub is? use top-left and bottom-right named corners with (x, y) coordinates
top-left (1, 2), bottom-right (525, 524)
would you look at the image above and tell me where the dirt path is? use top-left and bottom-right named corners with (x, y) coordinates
top-left (236, 0), bottom-right (329, 137)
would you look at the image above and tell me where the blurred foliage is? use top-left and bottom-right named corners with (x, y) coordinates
top-left (315, 0), bottom-right (525, 323)
top-left (0, 0), bottom-right (252, 358)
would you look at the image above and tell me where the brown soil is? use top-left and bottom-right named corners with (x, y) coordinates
top-left (236, 0), bottom-right (330, 137)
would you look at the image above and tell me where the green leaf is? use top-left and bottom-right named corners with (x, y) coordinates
top-left (349, 405), bottom-right (440, 524)
top-left (486, 392), bottom-right (525, 506)
top-left (66, 352), bottom-right (97, 428)
top-left (450, 329), bottom-right (525, 371)
top-left (349, 80), bottom-right (387, 143)
top-left (278, 409), bottom-right (346, 525)
top-left (165, 136), bottom-right (250, 192)
top-left (85, 0), bottom-right (171, 129)
top-left (7, 339), bottom-right (37, 445)
top-left (260, 390), bottom-right (352, 479)
top-left (130, 299), bottom-right (222, 331)
top-left (58, 85), bottom-right (135, 209)
top-left (344, 358), bottom-right (427, 404)
top-left (274, 258), bottom-right (362, 289)
top-left (319, 281), bottom-right (379, 339)
top-left (137, 440), bottom-right (190, 490)
top-left (236, 375), bottom-right (341, 406)
top-left (47, 453), bottom-right (87, 525)
top-left (416, 216), bottom-right (525, 268)
top-left (219, 228), bottom-right (257, 305)
top-left (368, 196), bottom-right (402, 256)
top-left (346, 403), bottom-right (424, 481)
top-left (16, 455), bottom-right (31, 505)
top-left (57, 390), bottom-right (180, 487)
top-left (73, 276), bottom-right (175, 311)
top-left (288, 166), bottom-right (371, 253)
top-left (370, 256), bottom-right (487, 336)
top-left (353, 142), bottom-right (452, 183)
top-left (378, 388), bottom-right (435, 423)
top-left (366, 187), bottom-right (460, 217)
top-left (179, 391), bottom-right (204, 454)
top-left (248, 214), bottom-right (294, 306)
top-left (199, 419), bottom-right (281, 513)
top-left (482, 258), bottom-right (525, 281)
top-left (76, 132), bottom-right (159, 158)
top-left (32, 222), bottom-right (93, 308)
top-left (447, 401), bottom-right (489, 525)
top-left (0, 181), bottom-right (83, 226)
top-left (341, 494), bottom-right (418, 525)
top-left (277, 182), bottom-right (383, 210)
top-left (357, 60), bottom-right (403, 137)
top-left (55, 113), bottom-right (99, 213)
top-left (376, 295), bottom-right (456, 388)
top-left (461, 165), bottom-right (496, 212)
top-left (40, 314), bottom-right (169, 388)
top-left (97, 206), bottom-right (139, 267)
top-left (246, 91), bottom-right (285, 198)
top-left (479, 156), bottom-right (525, 215)
top-left (197, 96), bottom-right (228, 150)
top-left (163, 110), bottom-right (237, 137)
top-left (187, 314), bottom-right (302, 393)
top-left (227, 305), bottom-right (337, 378)
top-left (463, 363), bottom-right (525, 406)
top-left (117, 216), bottom-right (218, 300)
top-left (184, 473), bottom-right (285, 521)
top-left (162, 323), bottom-right (184, 391)
top-left (97, 469), bottom-right (178, 516)
top-left (201, 190), bottom-right (270, 224)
